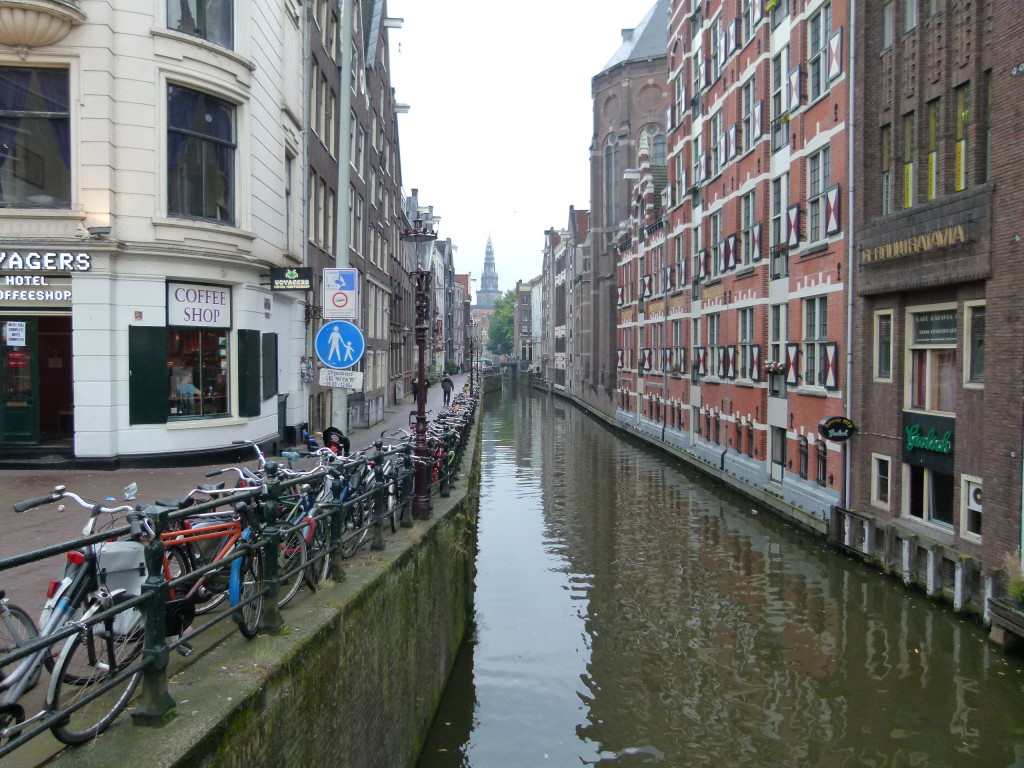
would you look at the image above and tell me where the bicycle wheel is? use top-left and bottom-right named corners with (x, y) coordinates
top-left (339, 504), bottom-right (369, 559)
top-left (304, 516), bottom-right (331, 589)
top-left (385, 484), bottom-right (399, 534)
top-left (0, 604), bottom-right (42, 691)
top-left (231, 551), bottom-right (264, 639)
top-left (276, 529), bottom-right (307, 609)
top-left (48, 609), bottom-right (143, 745)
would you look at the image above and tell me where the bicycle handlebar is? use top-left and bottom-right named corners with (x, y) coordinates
top-left (13, 493), bottom-right (60, 513)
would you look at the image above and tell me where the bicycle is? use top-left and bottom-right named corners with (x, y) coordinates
top-left (3, 487), bottom-right (148, 747)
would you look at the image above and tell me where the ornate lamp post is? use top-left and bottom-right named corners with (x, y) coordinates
top-left (402, 215), bottom-right (437, 520)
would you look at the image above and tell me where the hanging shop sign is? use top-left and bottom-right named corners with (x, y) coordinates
top-left (269, 267), bottom-right (313, 292)
top-left (818, 416), bottom-right (856, 442)
top-left (166, 282), bottom-right (232, 328)
top-left (902, 411), bottom-right (955, 474)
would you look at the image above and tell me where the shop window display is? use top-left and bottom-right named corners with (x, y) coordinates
top-left (168, 329), bottom-right (228, 417)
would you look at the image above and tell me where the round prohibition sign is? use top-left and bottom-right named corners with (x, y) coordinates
top-left (331, 292), bottom-right (349, 309)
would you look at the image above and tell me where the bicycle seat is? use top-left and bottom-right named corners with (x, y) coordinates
top-left (197, 482), bottom-right (226, 492)
top-left (155, 495), bottom-right (196, 510)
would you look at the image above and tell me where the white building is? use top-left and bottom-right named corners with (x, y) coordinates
top-left (0, 0), bottom-right (306, 464)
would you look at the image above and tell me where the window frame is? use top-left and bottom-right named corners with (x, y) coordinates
top-left (808, 3), bottom-right (832, 102)
top-left (738, 306), bottom-right (754, 379)
top-left (167, 0), bottom-right (234, 50)
top-left (902, 112), bottom-right (914, 209)
top-left (880, 124), bottom-right (892, 215)
top-left (904, 464), bottom-right (955, 528)
top-left (807, 145), bottom-right (831, 243)
top-left (874, 310), bottom-right (893, 382)
top-left (905, 303), bottom-right (957, 414)
top-left (871, 453), bottom-right (891, 510)
top-left (964, 301), bottom-right (985, 388)
top-left (960, 474), bottom-right (982, 540)
top-left (803, 296), bottom-right (829, 388)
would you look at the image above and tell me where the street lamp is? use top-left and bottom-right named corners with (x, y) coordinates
top-left (401, 215), bottom-right (437, 520)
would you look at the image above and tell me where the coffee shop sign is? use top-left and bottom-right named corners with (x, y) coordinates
top-left (166, 282), bottom-right (232, 328)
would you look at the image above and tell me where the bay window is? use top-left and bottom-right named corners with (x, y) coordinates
top-left (168, 85), bottom-right (236, 224)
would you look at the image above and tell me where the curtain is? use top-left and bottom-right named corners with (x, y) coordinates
top-left (36, 69), bottom-right (70, 168)
top-left (206, 96), bottom-right (234, 222)
top-left (0, 68), bottom-right (32, 200)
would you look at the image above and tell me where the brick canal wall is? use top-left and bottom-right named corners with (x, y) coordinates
top-left (50, 421), bottom-right (481, 768)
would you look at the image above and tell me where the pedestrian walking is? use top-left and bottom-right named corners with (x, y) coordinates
top-left (441, 374), bottom-right (454, 406)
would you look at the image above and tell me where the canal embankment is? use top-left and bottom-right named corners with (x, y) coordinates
top-left (46, 419), bottom-right (481, 768)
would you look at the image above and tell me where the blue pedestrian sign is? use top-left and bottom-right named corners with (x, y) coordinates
top-left (314, 321), bottom-right (365, 370)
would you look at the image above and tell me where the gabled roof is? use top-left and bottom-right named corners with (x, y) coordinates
top-left (600, 0), bottom-right (670, 73)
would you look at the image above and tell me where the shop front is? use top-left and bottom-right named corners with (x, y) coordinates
top-left (0, 251), bottom-right (82, 447)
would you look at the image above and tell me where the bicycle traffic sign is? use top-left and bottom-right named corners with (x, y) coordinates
top-left (323, 268), bottom-right (359, 319)
top-left (314, 320), bottom-right (365, 370)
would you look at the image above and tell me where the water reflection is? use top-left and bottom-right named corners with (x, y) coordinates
top-left (419, 389), bottom-right (1024, 768)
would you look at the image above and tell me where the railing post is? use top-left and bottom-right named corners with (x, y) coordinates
top-left (132, 508), bottom-right (176, 726)
top-left (328, 473), bottom-right (346, 580)
top-left (400, 444), bottom-right (414, 528)
top-left (259, 464), bottom-right (285, 632)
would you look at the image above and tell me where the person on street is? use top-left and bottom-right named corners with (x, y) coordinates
top-left (441, 374), bottom-right (454, 406)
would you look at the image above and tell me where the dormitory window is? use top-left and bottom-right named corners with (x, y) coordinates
top-left (168, 85), bottom-right (236, 225)
top-left (0, 67), bottom-right (70, 208)
top-left (168, 0), bottom-right (233, 49)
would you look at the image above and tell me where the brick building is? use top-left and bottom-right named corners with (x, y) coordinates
top-left (844, 0), bottom-right (1021, 615)
top-left (654, 0), bottom-right (851, 524)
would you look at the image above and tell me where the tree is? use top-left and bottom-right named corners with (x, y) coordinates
top-left (487, 290), bottom-right (515, 355)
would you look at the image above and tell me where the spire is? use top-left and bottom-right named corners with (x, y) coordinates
top-left (476, 238), bottom-right (501, 310)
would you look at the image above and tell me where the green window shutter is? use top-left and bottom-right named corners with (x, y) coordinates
top-left (261, 332), bottom-right (278, 399)
top-left (237, 329), bottom-right (262, 417)
top-left (128, 326), bottom-right (169, 425)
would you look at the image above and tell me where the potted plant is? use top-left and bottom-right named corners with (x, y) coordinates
top-left (1001, 549), bottom-right (1024, 605)
top-left (763, 360), bottom-right (787, 376)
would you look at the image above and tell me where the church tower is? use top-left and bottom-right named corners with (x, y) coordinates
top-left (475, 237), bottom-right (501, 310)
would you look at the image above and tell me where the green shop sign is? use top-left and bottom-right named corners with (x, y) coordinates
top-left (902, 412), bottom-right (955, 473)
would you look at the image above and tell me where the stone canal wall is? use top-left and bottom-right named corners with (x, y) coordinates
top-left (50, 422), bottom-right (481, 768)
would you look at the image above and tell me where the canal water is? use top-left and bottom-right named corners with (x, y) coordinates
top-left (418, 388), bottom-right (1024, 768)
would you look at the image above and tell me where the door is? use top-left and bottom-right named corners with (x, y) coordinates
top-left (1, 318), bottom-right (39, 444)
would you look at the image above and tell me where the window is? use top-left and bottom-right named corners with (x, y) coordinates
top-left (284, 154), bottom-right (292, 250)
top-left (902, 112), bottom-right (914, 208)
top-left (882, 0), bottom-right (895, 48)
top-left (816, 442), bottom-right (827, 487)
top-left (907, 465), bottom-right (954, 527)
top-left (904, 0), bottom-right (917, 32)
top-left (168, 85), bottom-right (236, 225)
top-left (746, 423), bottom-right (754, 457)
top-left (771, 48), bottom-right (790, 151)
top-left (807, 146), bottom-right (831, 242)
top-left (708, 312), bottom-right (721, 376)
top-left (641, 124), bottom-right (666, 166)
top-left (738, 307), bottom-right (754, 378)
top-left (709, 210), bottom-right (722, 279)
top-left (874, 311), bottom-right (893, 381)
top-left (954, 83), bottom-right (970, 191)
top-left (871, 454), bottom-right (891, 508)
top-left (771, 426), bottom-right (787, 480)
top-left (0, 67), bottom-right (70, 208)
top-left (982, 71), bottom-right (992, 182)
top-left (740, 0), bottom-right (753, 43)
top-left (168, 0), bottom-right (233, 49)
top-left (927, 99), bottom-right (939, 200)
top-left (168, 328), bottom-right (229, 419)
top-left (880, 124), bottom-right (892, 215)
top-left (808, 3), bottom-right (832, 102)
top-left (770, 303), bottom-right (787, 396)
top-left (771, 172), bottom-right (788, 270)
top-left (908, 307), bottom-right (956, 413)
top-left (710, 109), bottom-right (723, 177)
top-left (741, 77), bottom-right (757, 153)
top-left (961, 475), bottom-right (982, 538)
top-left (771, 0), bottom-right (789, 28)
top-left (741, 190), bottom-right (756, 265)
top-left (966, 303), bottom-right (985, 385)
top-left (803, 296), bottom-right (828, 387)
top-left (604, 135), bottom-right (620, 233)
top-left (799, 437), bottom-right (809, 479)
top-left (711, 15), bottom-right (723, 80)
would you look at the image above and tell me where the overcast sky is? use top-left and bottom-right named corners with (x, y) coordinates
top-left (387, 0), bottom-right (658, 299)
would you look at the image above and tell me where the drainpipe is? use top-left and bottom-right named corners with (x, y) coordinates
top-left (331, 0), bottom-right (354, 433)
top-left (300, 0), bottom-right (311, 435)
top-left (843, 0), bottom-right (857, 512)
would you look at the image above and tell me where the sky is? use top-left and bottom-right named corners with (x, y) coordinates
top-left (387, 0), bottom-right (659, 300)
